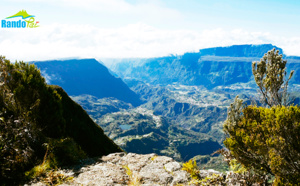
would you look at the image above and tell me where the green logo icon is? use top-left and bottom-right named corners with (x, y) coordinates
top-left (1, 10), bottom-right (39, 28)
top-left (6, 10), bottom-right (34, 19)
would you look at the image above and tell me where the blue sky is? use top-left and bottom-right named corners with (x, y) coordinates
top-left (0, 0), bottom-right (299, 61)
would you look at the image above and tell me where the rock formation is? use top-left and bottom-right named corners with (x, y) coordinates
top-left (28, 152), bottom-right (255, 186)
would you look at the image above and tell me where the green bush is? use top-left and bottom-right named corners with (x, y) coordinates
top-left (224, 105), bottom-right (300, 184)
top-left (223, 49), bottom-right (299, 185)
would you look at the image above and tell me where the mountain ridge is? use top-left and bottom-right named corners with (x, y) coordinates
top-left (199, 44), bottom-right (283, 57)
top-left (31, 58), bottom-right (142, 106)
top-left (108, 44), bottom-right (300, 89)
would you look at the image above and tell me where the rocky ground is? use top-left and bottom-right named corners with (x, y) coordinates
top-left (27, 152), bottom-right (260, 186)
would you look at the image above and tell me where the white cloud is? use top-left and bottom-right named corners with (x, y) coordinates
top-left (0, 23), bottom-right (300, 62)
top-left (60, 0), bottom-right (132, 12)
top-left (4, 0), bottom-right (183, 25)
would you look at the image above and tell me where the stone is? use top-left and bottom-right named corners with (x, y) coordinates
top-left (164, 161), bottom-right (181, 172)
top-left (28, 152), bottom-right (259, 186)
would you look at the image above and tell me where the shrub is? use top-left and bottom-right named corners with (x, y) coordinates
top-left (223, 49), bottom-right (299, 185)
top-left (182, 159), bottom-right (200, 180)
top-left (224, 101), bottom-right (300, 184)
top-left (252, 48), bottom-right (294, 106)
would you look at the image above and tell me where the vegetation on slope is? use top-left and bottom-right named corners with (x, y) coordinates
top-left (0, 56), bottom-right (122, 184)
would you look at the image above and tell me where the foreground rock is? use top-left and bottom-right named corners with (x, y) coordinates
top-left (28, 152), bottom-right (265, 186)
top-left (29, 152), bottom-right (190, 186)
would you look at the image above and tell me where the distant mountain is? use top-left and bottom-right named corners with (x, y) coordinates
top-left (109, 44), bottom-right (300, 89)
top-left (32, 59), bottom-right (142, 106)
top-left (199, 44), bottom-right (284, 57)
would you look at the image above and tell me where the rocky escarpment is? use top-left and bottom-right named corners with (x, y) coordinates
top-left (28, 153), bottom-right (256, 186)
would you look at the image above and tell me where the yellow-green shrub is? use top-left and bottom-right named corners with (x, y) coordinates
top-left (182, 159), bottom-right (200, 180)
top-left (224, 105), bottom-right (300, 184)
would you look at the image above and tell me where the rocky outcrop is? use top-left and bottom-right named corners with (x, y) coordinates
top-left (28, 152), bottom-right (265, 186)
top-left (72, 152), bottom-right (190, 185)
top-left (29, 152), bottom-right (189, 186)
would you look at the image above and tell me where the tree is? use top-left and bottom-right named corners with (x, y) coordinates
top-left (252, 48), bottom-right (294, 107)
top-left (223, 49), bottom-right (300, 185)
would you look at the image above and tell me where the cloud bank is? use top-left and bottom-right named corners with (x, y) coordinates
top-left (1, 23), bottom-right (299, 62)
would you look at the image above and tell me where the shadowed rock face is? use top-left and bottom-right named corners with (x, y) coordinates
top-left (32, 59), bottom-right (142, 106)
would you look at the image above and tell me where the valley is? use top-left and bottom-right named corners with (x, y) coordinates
top-left (33, 44), bottom-right (300, 170)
